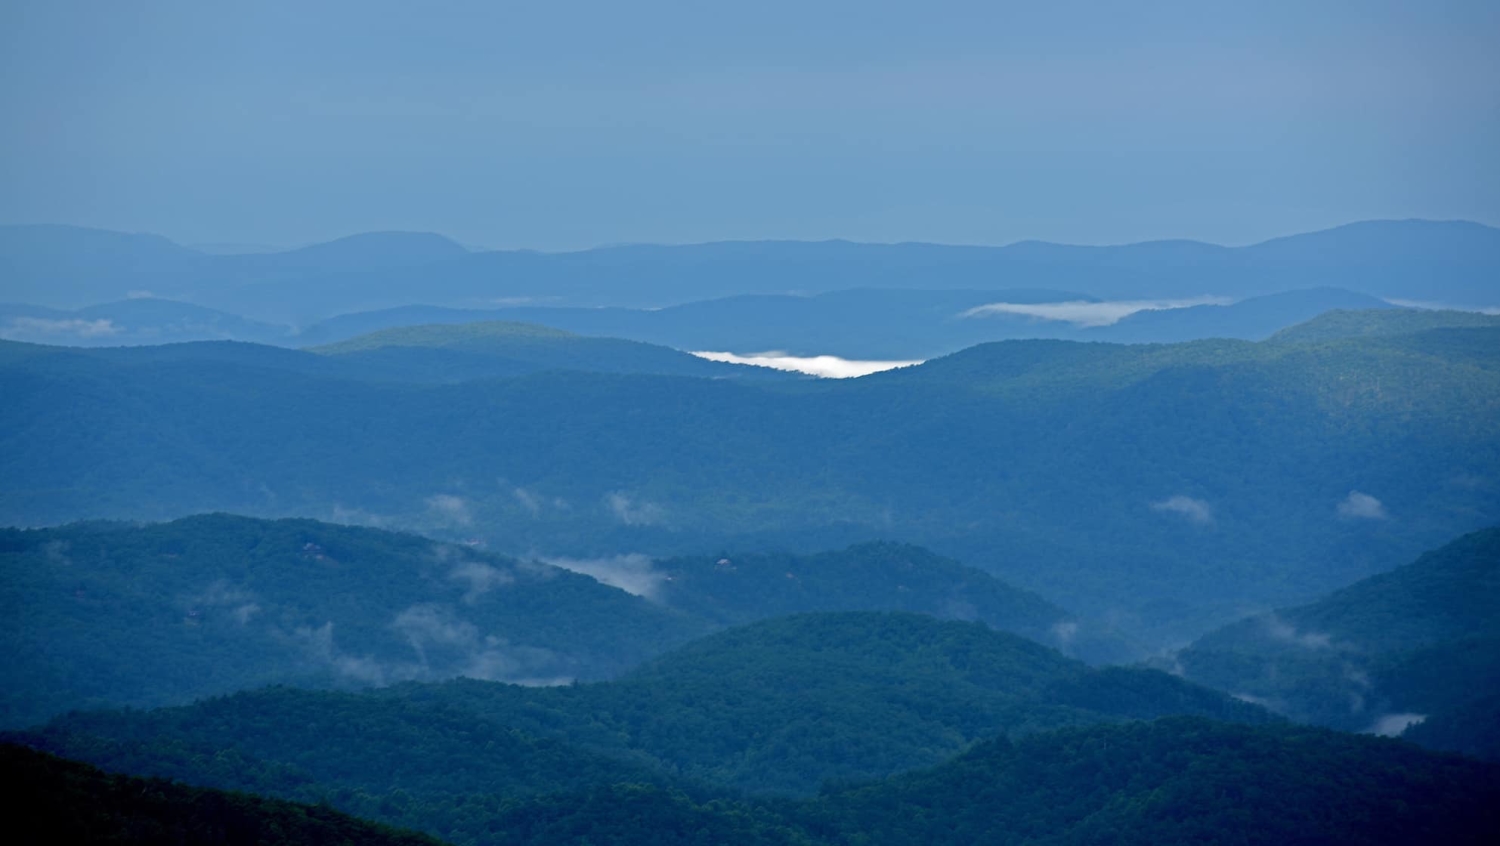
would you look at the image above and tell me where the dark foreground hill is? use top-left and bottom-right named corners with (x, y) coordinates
top-left (1178, 527), bottom-right (1500, 753)
top-left (19, 716), bottom-right (1499, 846)
top-left (1, 516), bottom-right (1105, 728)
top-left (1, 743), bottom-right (440, 846)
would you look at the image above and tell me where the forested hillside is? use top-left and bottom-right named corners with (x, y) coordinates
top-left (15, 613), bottom-right (1269, 801)
top-left (307, 320), bottom-right (791, 381)
top-left (3, 323), bottom-right (1497, 644)
top-left (18, 716), bottom-right (1498, 846)
top-left (1179, 528), bottom-right (1500, 754)
top-left (1, 516), bottom-right (1101, 727)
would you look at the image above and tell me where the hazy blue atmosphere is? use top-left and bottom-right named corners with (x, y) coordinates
top-left (4, 3), bottom-right (1500, 845)
top-left (3, 0), bottom-right (1497, 249)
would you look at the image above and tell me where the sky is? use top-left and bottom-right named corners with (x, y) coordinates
top-left (1, 0), bottom-right (1497, 251)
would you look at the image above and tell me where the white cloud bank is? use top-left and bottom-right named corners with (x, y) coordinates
top-left (961, 297), bottom-right (1232, 327)
top-left (1367, 713), bottom-right (1426, 737)
top-left (1151, 495), bottom-right (1214, 525)
top-left (540, 553), bottom-right (665, 599)
top-left (1337, 491), bottom-right (1388, 520)
top-left (1, 317), bottom-right (121, 340)
top-left (691, 351), bottom-right (923, 379)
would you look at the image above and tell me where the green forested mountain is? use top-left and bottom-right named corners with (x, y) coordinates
top-left (2, 516), bottom-right (1106, 727)
top-left (307, 320), bottom-right (790, 381)
top-left (1178, 528), bottom-right (1500, 749)
top-left (647, 543), bottom-right (1130, 660)
top-left (0, 514), bottom-right (708, 728)
top-left (1268, 307), bottom-right (1500, 344)
top-left (3, 324), bottom-right (1497, 645)
top-left (292, 287), bottom-right (1390, 360)
top-left (476, 719), bottom-right (1500, 846)
top-left (10, 617), bottom-right (1494, 844)
top-left (14, 614), bottom-right (1271, 814)
top-left (792, 717), bottom-right (1500, 846)
top-left (1, 743), bottom-right (441, 846)
top-left (49, 715), bottom-right (1488, 846)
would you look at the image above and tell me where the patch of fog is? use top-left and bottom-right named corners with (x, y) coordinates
top-left (425, 494), bottom-right (472, 526)
top-left (1050, 620), bottom-right (1079, 646)
top-left (1150, 495), bottom-right (1214, 525)
top-left (1337, 490), bottom-right (1388, 520)
top-left (1261, 613), bottom-right (1333, 650)
top-left (1367, 712), bottom-right (1427, 737)
top-left (605, 492), bottom-right (665, 526)
top-left (285, 605), bottom-right (573, 687)
top-left (539, 553), bottom-right (665, 600)
top-left (691, 351), bottom-right (923, 378)
top-left (961, 296), bottom-right (1232, 327)
top-left (1, 317), bottom-right (121, 340)
top-left (448, 560), bottom-right (515, 604)
top-left (1384, 298), bottom-right (1500, 315)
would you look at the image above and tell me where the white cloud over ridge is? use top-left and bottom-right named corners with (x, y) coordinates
top-left (1368, 713), bottom-right (1426, 737)
top-left (1151, 495), bottom-right (1213, 525)
top-left (605, 492), bottom-right (665, 526)
top-left (426, 494), bottom-right (472, 526)
top-left (691, 351), bottom-right (922, 378)
top-left (1337, 491), bottom-right (1388, 520)
top-left (2, 317), bottom-right (121, 340)
top-left (540, 553), bottom-right (666, 600)
top-left (962, 297), bottom-right (1231, 327)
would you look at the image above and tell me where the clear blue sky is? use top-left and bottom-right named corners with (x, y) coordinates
top-left (2, 0), bottom-right (1496, 250)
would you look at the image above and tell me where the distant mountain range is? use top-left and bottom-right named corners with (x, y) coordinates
top-left (3, 310), bottom-right (1496, 646)
top-left (292, 285), bottom-right (1402, 359)
top-left (2, 219), bottom-right (1496, 324)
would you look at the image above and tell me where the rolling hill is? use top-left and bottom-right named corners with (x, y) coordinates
top-left (2, 323), bottom-right (1497, 646)
top-left (307, 320), bottom-right (792, 381)
top-left (12, 613), bottom-right (1273, 825)
top-left (1, 516), bottom-right (1104, 728)
top-left (1177, 527), bottom-right (1500, 749)
top-left (295, 287), bottom-right (1396, 360)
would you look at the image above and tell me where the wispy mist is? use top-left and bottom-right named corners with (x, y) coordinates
top-left (1151, 495), bottom-right (1214, 525)
top-left (962, 297), bottom-right (1231, 327)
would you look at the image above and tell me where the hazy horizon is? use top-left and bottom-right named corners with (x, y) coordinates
top-left (5, 215), bottom-right (1496, 256)
top-left (4, 1), bottom-right (1496, 251)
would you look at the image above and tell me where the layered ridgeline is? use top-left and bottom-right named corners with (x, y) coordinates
top-left (3, 312), bottom-right (1498, 644)
top-left (15, 612), bottom-right (1273, 841)
top-left (491, 720), bottom-right (1500, 846)
top-left (16, 713), bottom-right (1500, 843)
top-left (0, 515), bottom-right (1107, 728)
top-left (303, 320), bottom-right (792, 382)
top-left (1178, 528), bottom-right (1500, 757)
top-left (1, 744), bottom-right (441, 846)
top-left (5, 220), bottom-right (1496, 319)
top-left (293, 286), bottom-right (1397, 359)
